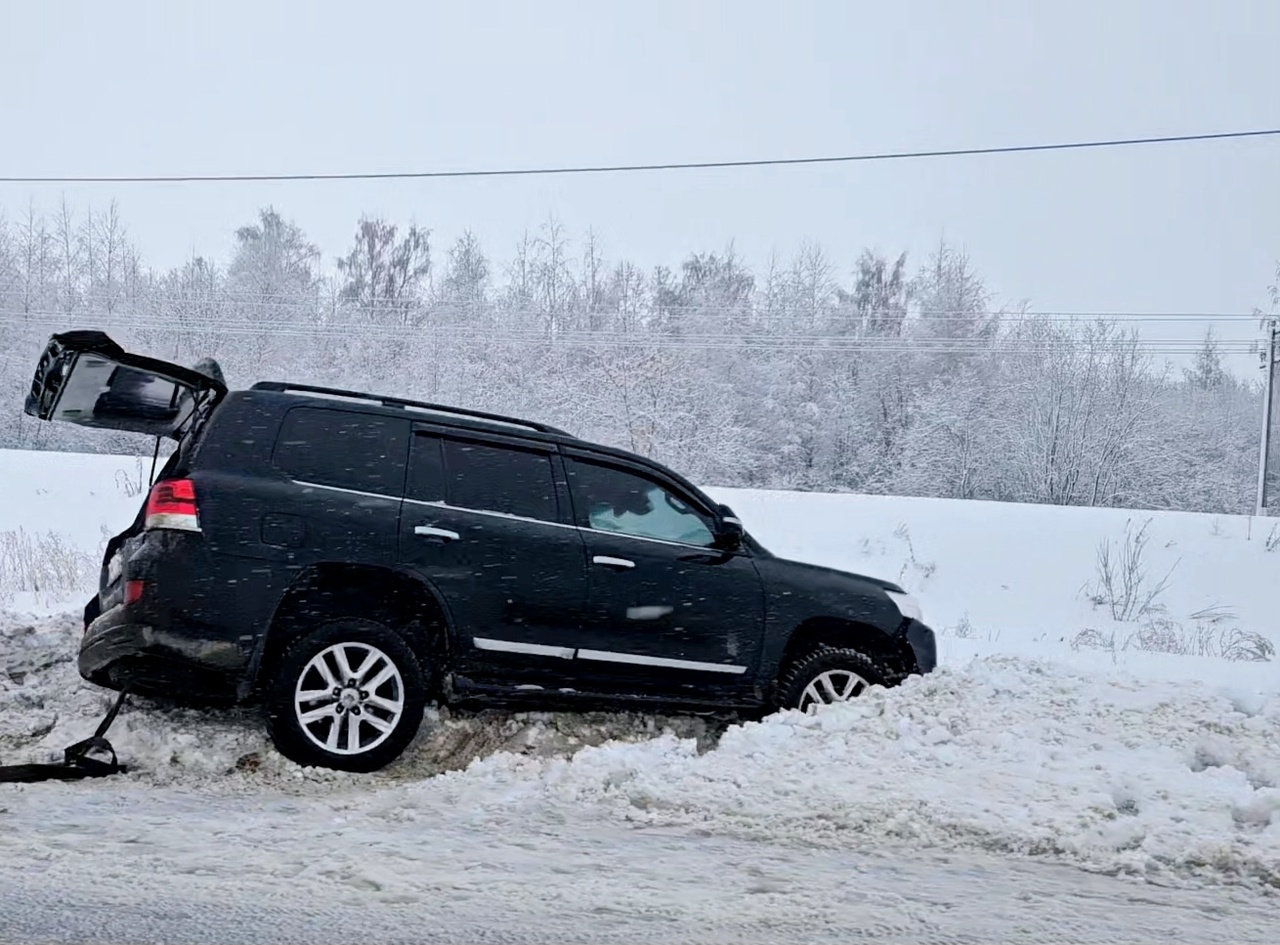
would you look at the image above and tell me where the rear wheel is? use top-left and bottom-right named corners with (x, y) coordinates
top-left (777, 646), bottom-right (888, 714)
top-left (265, 618), bottom-right (426, 772)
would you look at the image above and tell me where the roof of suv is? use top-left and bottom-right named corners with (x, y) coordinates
top-left (243, 381), bottom-right (724, 516)
top-left (249, 381), bottom-right (578, 440)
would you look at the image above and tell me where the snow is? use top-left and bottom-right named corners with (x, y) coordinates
top-left (2, 447), bottom-right (1280, 940)
top-left (705, 486), bottom-right (1278, 662)
top-left (0, 449), bottom-right (146, 551)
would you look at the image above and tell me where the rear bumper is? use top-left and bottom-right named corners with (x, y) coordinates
top-left (80, 603), bottom-right (248, 703)
top-left (904, 618), bottom-right (937, 674)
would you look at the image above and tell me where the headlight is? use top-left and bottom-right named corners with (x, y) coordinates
top-left (885, 589), bottom-right (923, 623)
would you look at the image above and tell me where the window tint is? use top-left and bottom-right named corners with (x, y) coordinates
top-left (442, 438), bottom-right (557, 522)
top-left (273, 407), bottom-right (407, 495)
top-left (405, 433), bottom-right (446, 503)
top-left (566, 458), bottom-right (715, 547)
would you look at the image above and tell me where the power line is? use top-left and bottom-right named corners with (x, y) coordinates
top-left (2, 128), bottom-right (1277, 184)
top-left (0, 314), bottom-right (1261, 357)
top-left (0, 295), bottom-right (1267, 322)
top-left (0, 309), bottom-right (1266, 341)
top-left (0, 335), bottom-right (1231, 358)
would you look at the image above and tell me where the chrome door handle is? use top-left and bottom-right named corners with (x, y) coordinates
top-left (414, 524), bottom-right (460, 541)
top-left (593, 555), bottom-right (635, 569)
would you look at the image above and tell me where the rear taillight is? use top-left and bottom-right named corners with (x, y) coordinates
top-left (145, 478), bottom-right (201, 532)
top-left (125, 579), bottom-right (147, 605)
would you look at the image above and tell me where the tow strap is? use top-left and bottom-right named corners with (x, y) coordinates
top-left (0, 689), bottom-right (130, 783)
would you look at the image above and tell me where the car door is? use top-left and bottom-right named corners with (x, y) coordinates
top-left (562, 451), bottom-right (767, 701)
top-left (397, 424), bottom-right (589, 691)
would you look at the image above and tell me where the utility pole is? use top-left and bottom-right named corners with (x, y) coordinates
top-left (1258, 317), bottom-right (1279, 517)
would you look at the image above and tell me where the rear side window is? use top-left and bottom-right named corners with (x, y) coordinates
top-left (273, 406), bottom-right (408, 496)
top-left (442, 438), bottom-right (557, 522)
top-left (405, 432), bottom-right (446, 503)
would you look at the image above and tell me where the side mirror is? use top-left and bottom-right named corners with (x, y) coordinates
top-left (714, 504), bottom-right (745, 550)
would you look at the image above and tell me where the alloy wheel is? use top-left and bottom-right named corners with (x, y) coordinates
top-left (798, 668), bottom-right (868, 713)
top-left (293, 642), bottom-right (406, 755)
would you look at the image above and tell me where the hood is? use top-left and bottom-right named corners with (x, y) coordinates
top-left (771, 555), bottom-right (906, 594)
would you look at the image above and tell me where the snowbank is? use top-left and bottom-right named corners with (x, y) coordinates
top-left (405, 659), bottom-right (1280, 887)
top-left (3, 611), bottom-right (1278, 889)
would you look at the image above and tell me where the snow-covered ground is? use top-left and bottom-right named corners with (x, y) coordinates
top-left (2, 448), bottom-right (1278, 942)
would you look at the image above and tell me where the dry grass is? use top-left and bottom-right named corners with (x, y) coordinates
top-left (893, 522), bottom-right (937, 583)
top-left (1085, 517), bottom-right (1178, 622)
top-left (1070, 628), bottom-right (1117, 654)
top-left (1071, 620), bottom-right (1274, 663)
top-left (0, 528), bottom-right (99, 609)
top-left (1075, 519), bottom-right (1272, 663)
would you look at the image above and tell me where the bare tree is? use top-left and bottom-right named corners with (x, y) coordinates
top-left (845, 249), bottom-right (908, 337)
top-left (55, 197), bottom-right (85, 314)
top-left (582, 227), bottom-right (607, 332)
top-left (337, 217), bottom-right (431, 325)
top-left (16, 201), bottom-right (54, 315)
top-left (532, 216), bottom-right (575, 337)
top-left (0, 213), bottom-right (16, 309)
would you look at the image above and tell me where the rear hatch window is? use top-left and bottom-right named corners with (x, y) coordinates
top-left (25, 330), bottom-right (226, 440)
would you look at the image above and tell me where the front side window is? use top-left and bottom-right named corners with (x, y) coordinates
top-left (442, 438), bottom-right (558, 522)
top-left (566, 458), bottom-right (716, 547)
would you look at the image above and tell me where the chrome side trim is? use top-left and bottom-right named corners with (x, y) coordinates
top-left (576, 648), bottom-right (747, 675)
top-left (472, 637), bottom-right (575, 660)
top-left (292, 479), bottom-right (399, 502)
top-left (401, 496), bottom-right (580, 531)
top-left (581, 527), bottom-right (719, 553)
top-left (471, 637), bottom-right (745, 675)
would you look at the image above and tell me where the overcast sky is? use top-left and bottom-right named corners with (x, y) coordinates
top-left (1, 0), bottom-right (1277, 372)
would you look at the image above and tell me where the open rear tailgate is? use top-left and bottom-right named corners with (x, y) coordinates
top-left (24, 330), bottom-right (227, 439)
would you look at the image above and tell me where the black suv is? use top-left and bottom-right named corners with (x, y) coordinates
top-left (24, 330), bottom-right (936, 772)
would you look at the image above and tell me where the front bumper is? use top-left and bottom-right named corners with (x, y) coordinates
top-left (80, 603), bottom-right (248, 703)
top-left (904, 618), bottom-right (937, 674)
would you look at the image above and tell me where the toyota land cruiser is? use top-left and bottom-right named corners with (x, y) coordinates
top-left (24, 330), bottom-right (936, 772)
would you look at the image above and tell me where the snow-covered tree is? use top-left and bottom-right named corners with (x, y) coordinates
top-left (229, 207), bottom-right (320, 302)
top-left (1, 200), bottom-right (1269, 518)
top-left (438, 230), bottom-right (490, 309)
top-left (1185, 327), bottom-right (1228, 390)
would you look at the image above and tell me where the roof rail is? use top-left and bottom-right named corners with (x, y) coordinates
top-left (250, 381), bottom-right (573, 436)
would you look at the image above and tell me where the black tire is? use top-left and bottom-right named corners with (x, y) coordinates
top-left (265, 618), bottom-right (427, 773)
top-left (776, 645), bottom-right (889, 713)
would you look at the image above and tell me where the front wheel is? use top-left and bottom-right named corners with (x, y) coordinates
top-left (265, 618), bottom-right (427, 772)
top-left (776, 646), bottom-right (888, 714)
